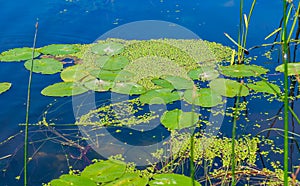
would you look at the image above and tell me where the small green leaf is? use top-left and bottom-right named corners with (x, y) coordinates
top-left (220, 64), bottom-right (269, 77)
top-left (160, 109), bottom-right (199, 130)
top-left (24, 58), bottom-right (63, 74)
top-left (0, 82), bottom-right (12, 94)
top-left (40, 44), bottom-right (79, 55)
top-left (61, 65), bottom-right (94, 82)
top-left (0, 47), bottom-right (40, 62)
top-left (41, 82), bottom-right (88, 97)
top-left (275, 62), bottom-right (300, 75)
top-left (160, 75), bottom-right (194, 90)
top-left (84, 79), bottom-right (114, 92)
top-left (91, 42), bottom-right (124, 56)
top-left (139, 88), bottom-right (181, 104)
top-left (102, 56), bottom-right (129, 71)
top-left (91, 69), bottom-right (134, 82)
top-left (149, 174), bottom-right (201, 186)
top-left (50, 175), bottom-right (96, 186)
top-left (111, 82), bottom-right (146, 95)
top-left (209, 78), bottom-right (249, 97)
top-left (247, 81), bottom-right (281, 95)
top-left (183, 88), bottom-right (223, 107)
top-left (188, 66), bottom-right (219, 81)
top-left (104, 173), bottom-right (148, 186)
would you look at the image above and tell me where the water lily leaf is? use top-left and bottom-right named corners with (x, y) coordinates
top-left (151, 78), bottom-right (175, 89)
top-left (160, 75), bottom-right (194, 90)
top-left (81, 160), bottom-right (126, 183)
top-left (247, 81), bottom-right (281, 95)
top-left (0, 82), bottom-right (12, 94)
top-left (104, 173), bottom-right (148, 186)
top-left (50, 175), bottom-right (96, 186)
top-left (139, 88), bottom-right (181, 104)
top-left (41, 82), bottom-right (88, 97)
top-left (111, 82), bottom-right (146, 95)
top-left (40, 44), bottom-right (79, 55)
top-left (209, 78), bottom-right (249, 97)
top-left (91, 42), bottom-right (124, 56)
top-left (275, 62), bottom-right (300, 75)
top-left (102, 56), bottom-right (129, 71)
top-left (24, 58), bottom-right (63, 74)
top-left (92, 70), bottom-right (134, 82)
top-left (61, 65), bottom-right (94, 82)
top-left (0, 47), bottom-right (40, 62)
top-left (188, 66), bottom-right (219, 81)
top-left (183, 88), bottom-right (223, 107)
top-left (160, 109), bottom-right (199, 130)
top-left (220, 64), bottom-right (269, 77)
top-left (84, 79), bottom-right (115, 92)
top-left (149, 174), bottom-right (201, 186)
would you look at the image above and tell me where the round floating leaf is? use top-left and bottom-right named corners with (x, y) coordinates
top-left (61, 65), bottom-right (94, 82)
top-left (275, 62), bottom-right (300, 75)
top-left (84, 79), bottom-right (114, 92)
top-left (247, 81), bottom-right (281, 95)
top-left (91, 42), bottom-right (124, 56)
top-left (104, 173), bottom-right (148, 186)
top-left (0, 47), bottom-right (40, 62)
top-left (0, 82), bottom-right (12, 94)
top-left (50, 175), bottom-right (96, 186)
top-left (91, 69), bottom-right (134, 82)
top-left (111, 82), bottom-right (146, 95)
top-left (41, 82), bottom-right (88, 97)
top-left (102, 56), bottom-right (129, 71)
top-left (220, 64), bottom-right (269, 77)
top-left (209, 78), bottom-right (249, 97)
top-left (161, 75), bottom-right (194, 90)
top-left (151, 78), bottom-right (175, 89)
top-left (183, 88), bottom-right (223, 107)
top-left (40, 44), bottom-right (79, 55)
top-left (81, 160), bottom-right (126, 183)
top-left (188, 66), bottom-right (219, 81)
top-left (24, 58), bottom-right (63, 74)
top-left (139, 88), bottom-right (181, 104)
top-left (160, 109), bottom-right (199, 130)
top-left (149, 174), bottom-right (201, 186)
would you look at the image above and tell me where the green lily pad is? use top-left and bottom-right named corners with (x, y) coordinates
top-left (151, 78), bottom-right (175, 89)
top-left (91, 42), bottom-right (124, 56)
top-left (160, 75), bottom-right (194, 90)
top-left (104, 173), bottom-right (148, 186)
top-left (40, 44), bottom-right (79, 55)
top-left (91, 70), bottom-right (134, 82)
top-left (220, 64), bottom-right (269, 77)
top-left (0, 47), bottom-right (40, 62)
top-left (102, 56), bottom-right (129, 71)
top-left (183, 88), bottom-right (223, 107)
top-left (24, 58), bottom-right (63, 74)
top-left (139, 88), bottom-right (181, 104)
top-left (81, 160), bottom-right (126, 183)
top-left (111, 82), bottom-right (146, 95)
top-left (50, 175), bottom-right (96, 186)
top-left (61, 65), bottom-right (94, 82)
top-left (160, 109), bottom-right (199, 130)
top-left (41, 82), bottom-right (88, 97)
top-left (275, 62), bottom-right (300, 75)
top-left (188, 66), bottom-right (219, 81)
top-left (209, 78), bottom-right (249, 97)
top-left (84, 79), bottom-right (115, 92)
top-left (0, 82), bottom-right (12, 94)
top-left (247, 81), bottom-right (281, 95)
top-left (149, 174), bottom-right (201, 186)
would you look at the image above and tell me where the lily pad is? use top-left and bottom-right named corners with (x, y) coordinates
top-left (111, 82), bottom-right (146, 95)
top-left (40, 44), bottom-right (79, 55)
top-left (149, 174), bottom-right (201, 186)
top-left (50, 175), bottom-right (96, 186)
top-left (209, 78), bottom-right (249, 97)
top-left (102, 56), bottom-right (129, 71)
top-left (0, 82), bottom-right (12, 94)
top-left (183, 88), bottom-right (223, 107)
top-left (188, 66), bottom-right (219, 81)
top-left (0, 47), bottom-right (40, 62)
top-left (41, 82), bottom-right (88, 97)
top-left (24, 58), bottom-right (63, 74)
top-left (104, 173), bottom-right (148, 186)
top-left (81, 160), bottom-right (126, 183)
top-left (247, 81), bottom-right (281, 95)
top-left (92, 70), bottom-right (134, 82)
top-left (159, 75), bottom-right (194, 90)
top-left (61, 65), bottom-right (94, 82)
top-left (151, 78), bottom-right (175, 89)
top-left (91, 42), bottom-right (124, 56)
top-left (275, 62), bottom-right (300, 75)
top-left (160, 109), bottom-right (199, 130)
top-left (139, 88), bottom-right (181, 104)
top-left (220, 64), bottom-right (269, 77)
top-left (84, 79), bottom-right (114, 92)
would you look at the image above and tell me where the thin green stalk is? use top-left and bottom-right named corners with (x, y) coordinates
top-left (24, 20), bottom-right (39, 186)
top-left (189, 86), bottom-right (197, 186)
top-left (238, 0), bottom-right (244, 63)
top-left (282, 1), bottom-right (289, 185)
top-left (242, 0), bottom-right (257, 54)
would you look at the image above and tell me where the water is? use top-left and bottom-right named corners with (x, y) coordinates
top-left (0, 0), bottom-right (298, 185)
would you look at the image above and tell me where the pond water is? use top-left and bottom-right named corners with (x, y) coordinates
top-left (0, 0), bottom-right (299, 185)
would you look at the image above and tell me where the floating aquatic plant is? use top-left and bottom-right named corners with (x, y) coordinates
top-left (149, 174), bottom-right (201, 186)
top-left (60, 65), bottom-right (91, 82)
top-left (24, 58), bottom-right (63, 74)
top-left (0, 82), bottom-right (12, 94)
top-left (0, 47), bottom-right (40, 62)
top-left (209, 78), bottom-right (249, 97)
top-left (105, 173), bottom-right (148, 186)
top-left (93, 69), bottom-right (134, 82)
top-left (111, 82), bottom-right (146, 95)
top-left (160, 109), bottom-right (199, 130)
top-left (183, 88), bottom-right (223, 107)
top-left (188, 66), bottom-right (219, 81)
top-left (41, 82), bottom-right (88, 97)
top-left (247, 80), bottom-right (281, 95)
top-left (275, 62), bottom-right (300, 75)
top-left (91, 42), bottom-right (124, 56)
top-left (39, 44), bottom-right (80, 56)
top-left (139, 88), bottom-right (181, 104)
top-left (159, 75), bottom-right (194, 90)
top-left (220, 64), bottom-right (269, 77)
top-left (83, 79), bottom-right (114, 92)
top-left (50, 174), bottom-right (96, 186)
top-left (101, 56), bottom-right (129, 71)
